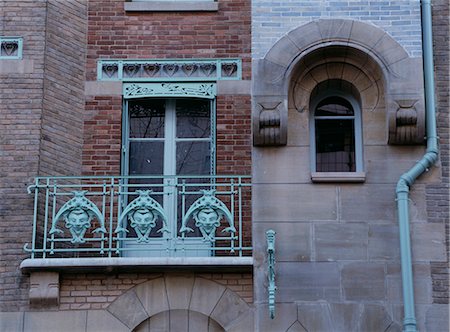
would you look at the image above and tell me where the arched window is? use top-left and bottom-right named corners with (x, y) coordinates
top-left (310, 89), bottom-right (364, 180)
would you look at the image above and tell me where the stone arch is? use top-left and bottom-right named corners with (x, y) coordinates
top-left (253, 19), bottom-right (425, 146)
top-left (105, 275), bottom-right (253, 331)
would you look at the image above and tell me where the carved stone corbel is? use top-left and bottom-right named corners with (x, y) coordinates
top-left (253, 98), bottom-right (287, 146)
top-left (388, 99), bottom-right (425, 145)
top-left (29, 272), bottom-right (59, 306)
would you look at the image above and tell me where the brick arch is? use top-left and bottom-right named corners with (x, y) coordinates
top-left (105, 275), bottom-right (253, 331)
top-left (253, 18), bottom-right (425, 146)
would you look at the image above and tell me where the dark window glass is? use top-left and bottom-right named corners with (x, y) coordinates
top-left (316, 97), bottom-right (354, 116)
top-left (129, 142), bottom-right (164, 175)
top-left (315, 97), bottom-right (356, 172)
top-left (176, 141), bottom-right (211, 175)
top-left (129, 99), bottom-right (165, 138)
top-left (176, 99), bottom-right (211, 138)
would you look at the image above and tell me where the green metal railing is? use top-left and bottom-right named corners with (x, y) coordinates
top-left (25, 175), bottom-right (252, 259)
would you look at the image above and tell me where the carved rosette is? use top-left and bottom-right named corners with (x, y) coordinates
top-left (50, 191), bottom-right (106, 244)
top-left (388, 99), bottom-right (425, 145)
top-left (180, 190), bottom-right (235, 242)
top-left (116, 190), bottom-right (169, 243)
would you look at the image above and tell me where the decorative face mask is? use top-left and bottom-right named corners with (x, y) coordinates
top-left (129, 208), bottom-right (157, 241)
top-left (194, 208), bottom-right (221, 238)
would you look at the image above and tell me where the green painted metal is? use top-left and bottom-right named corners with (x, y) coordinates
top-left (180, 189), bottom-right (236, 242)
top-left (396, 1), bottom-right (439, 331)
top-left (25, 175), bottom-right (251, 258)
top-left (0, 37), bottom-right (23, 59)
top-left (266, 229), bottom-right (276, 319)
top-left (123, 82), bottom-right (217, 99)
top-left (117, 190), bottom-right (169, 243)
top-left (97, 58), bottom-right (241, 81)
top-left (50, 191), bottom-right (106, 244)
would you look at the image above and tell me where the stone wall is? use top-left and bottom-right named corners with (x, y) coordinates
top-left (252, 0), bottom-right (423, 58)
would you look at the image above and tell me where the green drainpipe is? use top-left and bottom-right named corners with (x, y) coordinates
top-left (396, 1), bottom-right (439, 331)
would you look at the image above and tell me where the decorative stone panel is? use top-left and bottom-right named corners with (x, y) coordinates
top-left (29, 272), bottom-right (59, 307)
top-left (388, 99), bottom-right (426, 145)
top-left (253, 19), bottom-right (426, 146)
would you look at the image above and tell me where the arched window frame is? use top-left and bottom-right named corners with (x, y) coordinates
top-left (309, 90), bottom-right (365, 182)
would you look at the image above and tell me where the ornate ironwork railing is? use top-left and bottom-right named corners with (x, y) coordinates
top-left (25, 175), bottom-right (251, 259)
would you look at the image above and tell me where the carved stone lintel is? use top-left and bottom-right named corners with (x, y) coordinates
top-left (253, 98), bottom-right (287, 146)
top-left (29, 272), bottom-right (59, 307)
top-left (388, 99), bottom-right (425, 145)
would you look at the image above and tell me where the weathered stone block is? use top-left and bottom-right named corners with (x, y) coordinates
top-left (135, 277), bottom-right (169, 317)
top-left (86, 310), bottom-right (129, 332)
top-left (340, 184), bottom-right (396, 222)
top-left (256, 303), bottom-right (298, 332)
top-left (107, 290), bottom-right (149, 329)
top-left (358, 304), bottom-right (393, 332)
top-left (368, 224), bottom-right (400, 261)
top-left (277, 262), bottom-right (340, 302)
top-left (297, 301), bottom-right (333, 332)
top-left (24, 311), bottom-right (87, 332)
top-left (315, 223), bottom-right (368, 261)
top-left (165, 275), bottom-right (195, 310)
top-left (411, 223), bottom-right (447, 262)
top-left (0, 312), bottom-right (24, 332)
top-left (29, 271), bottom-right (59, 307)
top-left (342, 263), bottom-right (385, 301)
top-left (425, 304), bottom-right (450, 332)
top-left (189, 277), bottom-right (226, 316)
top-left (329, 303), bottom-right (361, 332)
top-left (253, 184), bottom-right (337, 222)
top-left (252, 147), bottom-right (310, 185)
top-left (254, 222), bottom-right (311, 262)
top-left (210, 289), bottom-right (250, 330)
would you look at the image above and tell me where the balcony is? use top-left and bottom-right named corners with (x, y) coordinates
top-left (21, 175), bottom-right (252, 274)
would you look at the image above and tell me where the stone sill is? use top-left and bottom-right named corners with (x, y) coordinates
top-left (21, 257), bottom-right (253, 274)
top-left (124, 1), bottom-right (218, 12)
top-left (311, 172), bottom-right (366, 183)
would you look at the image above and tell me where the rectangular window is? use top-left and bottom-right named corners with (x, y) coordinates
top-left (122, 97), bottom-right (216, 256)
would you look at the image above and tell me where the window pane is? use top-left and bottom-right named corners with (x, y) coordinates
top-left (129, 142), bottom-right (164, 175)
top-left (315, 119), bottom-right (355, 172)
top-left (176, 99), bottom-right (211, 138)
top-left (129, 99), bottom-right (165, 138)
top-left (176, 141), bottom-right (211, 175)
top-left (316, 97), bottom-right (354, 116)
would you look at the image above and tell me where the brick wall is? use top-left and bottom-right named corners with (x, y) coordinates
top-left (0, 0), bottom-right (47, 311)
top-left (0, 0), bottom-right (88, 311)
top-left (86, 0), bottom-right (251, 81)
top-left (252, 0), bottom-right (423, 59)
top-left (39, 0), bottom-right (87, 176)
top-left (59, 272), bottom-right (253, 310)
top-left (430, 0), bottom-right (449, 304)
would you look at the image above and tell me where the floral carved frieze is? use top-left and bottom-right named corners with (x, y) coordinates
top-left (124, 83), bottom-right (216, 99)
top-left (98, 59), bottom-right (241, 81)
